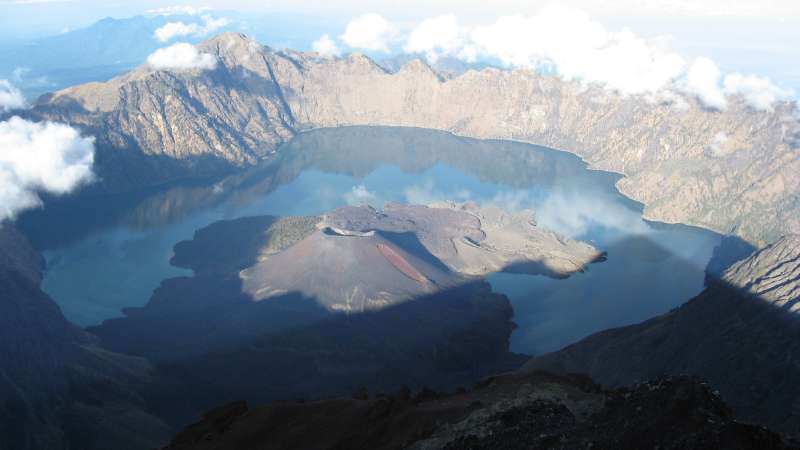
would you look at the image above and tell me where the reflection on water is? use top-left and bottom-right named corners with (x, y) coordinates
top-left (19, 126), bottom-right (720, 354)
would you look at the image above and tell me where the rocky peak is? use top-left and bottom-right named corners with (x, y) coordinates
top-left (196, 32), bottom-right (270, 73)
top-left (345, 52), bottom-right (388, 74)
top-left (398, 58), bottom-right (443, 81)
top-left (199, 32), bottom-right (262, 54)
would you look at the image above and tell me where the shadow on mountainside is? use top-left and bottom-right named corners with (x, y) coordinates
top-left (0, 225), bottom-right (171, 450)
top-left (5, 203), bottom-right (797, 448)
top-left (84, 214), bottom-right (525, 425)
top-left (85, 208), bottom-right (759, 434)
top-left (526, 241), bottom-right (800, 438)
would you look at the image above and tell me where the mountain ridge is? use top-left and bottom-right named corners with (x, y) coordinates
top-left (25, 32), bottom-right (800, 245)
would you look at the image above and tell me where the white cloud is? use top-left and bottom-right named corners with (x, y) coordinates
top-left (154, 15), bottom-right (230, 42)
top-left (312, 34), bottom-right (340, 58)
top-left (155, 22), bottom-right (198, 42)
top-left (404, 180), bottom-right (471, 205)
top-left (351, 7), bottom-right (792, 112)
top-left (723, 73), bottom-right (794, 111)
top-left (340, 13), bottom-right (395, 52)
top-left (535, 187), bottom-right (649, 238)
top-left (682, 57), bottom-right (727, 110)
top-left (0, 117), bottom-right (94, 222)
top-left (0, 80), bottom-right (25, 112)
top-left (403, 14), bottom-right (465, 63)
top-left (146, 5), bottom-right (212, 16)
top-left (705, 131), bottom-right (730, 157)
top-left (466, 7), bottom-right (686, 95)
top-left (146, 43), bottom-right (217, 71)
top-left (344, 184), bottom-right (377, 205)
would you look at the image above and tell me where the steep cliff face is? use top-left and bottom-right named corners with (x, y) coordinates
top-left (0, 224), bottom-right (170, 450)
top-left (30, 32), bottom-right (800, 244)
top-left (525, 235), bottom-right (800, 437)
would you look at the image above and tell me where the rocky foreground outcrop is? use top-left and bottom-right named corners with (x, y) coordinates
top-left (28, 32), bottom-right (800, 244)
top-left (525, 235), bottom-right (800, 437)
top-left (160, 372), bottom-right (796, 450)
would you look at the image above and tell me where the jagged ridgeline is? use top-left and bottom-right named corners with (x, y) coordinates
top-left (27, 32), bottom-right (799, 245)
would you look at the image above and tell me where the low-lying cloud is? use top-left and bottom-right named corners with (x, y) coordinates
top-left (343, 184), bottom-right (377, 205)
top-left (147, 43), bottom-right (217, 71)
top-left (0, 117), bottom-right (95, 222)
top-left (682, 57), bottom-right (728, 110)
top-left (327, 7), bottom-right (793, 112)
top-left (705, 131), bottom-right (731, 157)
top-left (723, 73), bottom-right (794, 112)
top-left (403, 14), bottom-right (465, 64)
top-left (0, 80), bottom-right (25, 112)
top-left (340, 13), bottom-right (396, 52)
top-left (312, 34), bottom-right (340, 58)
top-left (154, 15), bottom-right (230, 42)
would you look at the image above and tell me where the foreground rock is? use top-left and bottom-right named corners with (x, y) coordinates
top-left (28, 32), bottom-right (800, 244)
top-left (525, 235), bottom-right (800, 437)
top-left (160, 372), bottom-right (796, 450)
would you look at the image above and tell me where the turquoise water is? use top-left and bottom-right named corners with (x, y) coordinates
top-left (23, 126), bottom-right (720, 355)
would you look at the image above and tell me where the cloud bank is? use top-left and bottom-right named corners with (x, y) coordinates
top-left (154, 15), bottom-right (230, 42)
top-left (0, 80), bottom-right (25, 112)
top-left (146, 43), bottom-right (217, 71)
top-left (403, 14), bottom-right (466, 64)
top-left (327, 7), bottom-right (793, 112)
top-left (0, 117), bottom-right (95, 222)
top-left (723, 73), bottom-right (794, 112)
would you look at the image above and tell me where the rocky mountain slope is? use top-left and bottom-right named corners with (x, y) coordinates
top-left (27, 32), bottom-right (800, 244)
top-left (160, 372), bottom-right (796, 450)
top-left (525, 234), bottom-right (800, 437)
top-left (0, 224), bottom-right (170, 450)
top-left (319, 202), bottom-right (603, 279)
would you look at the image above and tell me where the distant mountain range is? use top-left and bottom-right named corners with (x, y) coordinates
top-left (0, 14), bottom-right (339, 98)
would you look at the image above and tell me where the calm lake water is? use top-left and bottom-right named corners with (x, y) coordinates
top-left (20, 126), bottom-right (721, 355)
